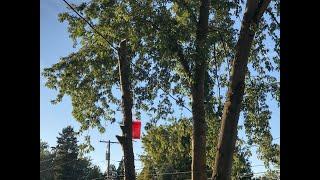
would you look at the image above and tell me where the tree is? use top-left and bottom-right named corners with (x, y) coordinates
top-left (52, 126), bottom-right (103, 180)
top-left (256, 169), bottom-right (279, 180)
top-left (105, 164), bottom-right (118, 179)
top-left (40, 139), bottom-right (54, 180)
top-left (43, 1), bottom-right (280, 179)
top-left (42, 1), bottom-right (146, 177)
top-left (43, 1), bottom-right (211, 178)
top-left (77, 157), bottom-right (104, 180)
top-left (53, 126), bottom-right (82, 180)
top-left (212, 1), bottom-right (276, 179)
top-left (137, 163), bottom-right (157, 180)
top-left (116, 159), bottom-right (125, 180)
top-left (115, 1), bottom-right (279, 178)
top-left (116, 39), bottom-right (136, 179)
top-left (138, 118), bottom-right (192, 180)
top-left (138, 118), bottom-right (252, 180)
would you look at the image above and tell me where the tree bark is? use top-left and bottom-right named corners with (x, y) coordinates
top-left (191, 0), bottom-right (210, 179)
top-left (116, 39), bottom-right (136, 180)
top-left (212, 1), bottom-right (271, 180)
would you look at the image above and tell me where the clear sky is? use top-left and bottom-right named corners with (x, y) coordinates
top-left (40, 0), bottom-right (279, 176)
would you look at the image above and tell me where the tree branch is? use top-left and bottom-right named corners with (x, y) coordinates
top-left (143, 18), bottom-right (192, 79)
top-left (266, 8), bottom-right (280, 27)
top-left (255, 0), bottom-right (272, 22)
top-left (175, 41), bottom-right (192, 78)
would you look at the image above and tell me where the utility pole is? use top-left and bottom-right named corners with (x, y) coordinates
top-left (100, 140), bottom-right (119, 179)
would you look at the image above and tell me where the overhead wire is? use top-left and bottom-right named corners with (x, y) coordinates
top-left (61, 0), bottom-right (118, 52)
top-left (114, 169), bottom-right (279, 178)
top-left (61, 0), bottom-right (192, 114)
top-left (40, 157), bottom-right (55, 163)
top-left (57, 2), bottom-right (279, 179)
top-left (40, 159), bottom-right (78, 173)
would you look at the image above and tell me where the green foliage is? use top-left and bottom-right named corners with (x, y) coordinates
top-left (252, 169), bottom-right (280, 180)
top-left (40, 139), bottom-right (54, 180)
top-left (105, 164), bottom-right (118, 179)
top-left (242, 75), bottom-right (280, 168)
top-left (42, 0), bottom-right (280, 169)
top-left (138, 118), bottom-right (252, 180)
top-left (261, 169), bottom-right (280, 179)
top-left (53, 126), bottom-right (82, 180)
top-left (116, 159), bottom-right (125, 180)
top-left (77, 157), bottom-right (104, 180)
top-left (41, 136), bottom-right (103, 180)
top-left (138, 118), bottom-right (192, 179)
top-left (52, 126), bottom-right (103, 180)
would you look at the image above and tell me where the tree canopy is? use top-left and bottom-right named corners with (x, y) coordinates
top-left (40, 139), bottom-right (55, 180)
top-left (42, 0), bottom-right (280, 178)
top-left (40, 126), bottom-right (103, 180)
top-left (138, 118), bottom-right (253, 179)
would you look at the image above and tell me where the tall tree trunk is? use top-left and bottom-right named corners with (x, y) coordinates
top-left (116, 39), bottom-right (136, 180)
top-left (191, 0), bottom-right (210, 179)
top-left (212, 1), bottom-right (271, 180)
top-left (191, 83), bottom-right (207, 180)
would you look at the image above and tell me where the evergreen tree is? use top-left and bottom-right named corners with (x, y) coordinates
top-left (53, 126), bottom-right (82, 180)
top-left (41, 128), bottom-right (103, 180)
top-left (116, 160), bottom-right (125, 180)
top-left (40, 139), bottom-right (54, 180)
top-left (77, 157), bottom-right (104, 180)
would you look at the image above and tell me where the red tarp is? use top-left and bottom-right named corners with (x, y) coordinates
top-left (132, 119), bottom-right (141, 139)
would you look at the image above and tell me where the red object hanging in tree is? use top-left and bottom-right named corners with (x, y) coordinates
top-left (132, 119), bottom-right (141, 139)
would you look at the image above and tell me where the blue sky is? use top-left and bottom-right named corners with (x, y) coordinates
top-left (40, 0), bottom-right (279, 175)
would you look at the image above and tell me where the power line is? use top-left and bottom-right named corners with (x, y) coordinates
top-left (249, 136), bottom-right (280, 147)
top-left (40, 157), bottom-right (55, 163)
top-left (60, 0), bottom-right (279, 162)
top-left (115, 169), bottom-right (279, 178)
top-left (70, 163), bottom-right (278, 180)
top-left (158, 84), bottom-right (192, 113)
top-left (134, 163), bottom-right (271, 171)
top-left (239, 170), bottom-right (280, 178)
top-left (251, 164), bottom-right (265, 167)
top-left (266, 9), bottom-right (280, 27)
top-left (91, 177), bottom-right (103, 180)
top-left (61, 0), bottom-right (118, 52)
top-left (60, 0), bottom-right (192, 114)
top-left (47, 2), bottom-right (279, 179)
top-left (40, 159), bottom-right (78, 173)
top-left (60, 0), bottom-right (279, 118)
top-left (129, 61), bottom-right (192, 113)
top-left (91, 176), bottom-right (107, 180)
